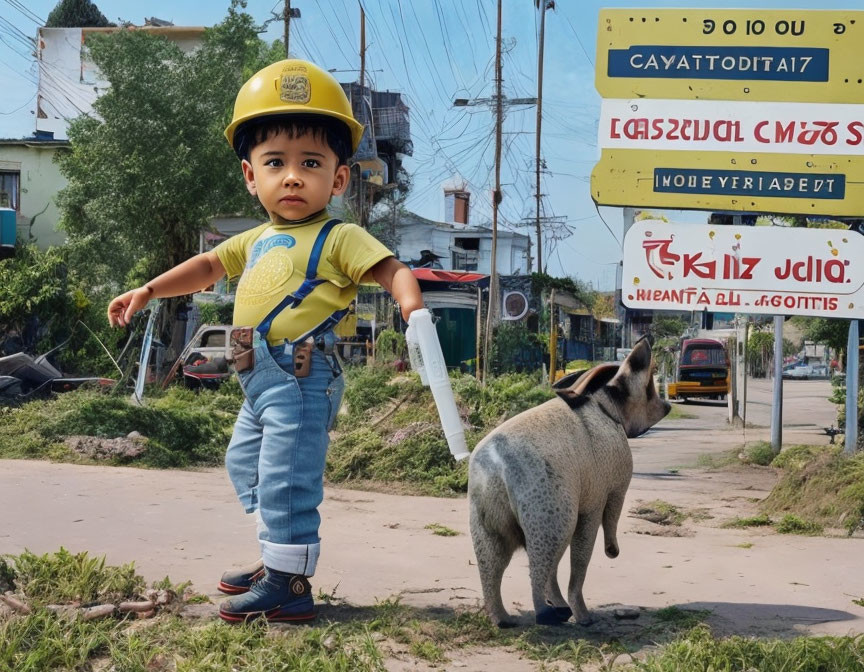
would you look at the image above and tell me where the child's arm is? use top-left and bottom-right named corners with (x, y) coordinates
top-left (107, 251), bottom-right (227, 327)
top-left (370, 257), bottom-right (424, 321)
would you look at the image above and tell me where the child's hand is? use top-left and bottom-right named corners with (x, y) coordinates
top-left (107, 287), bottom-right (153, 327)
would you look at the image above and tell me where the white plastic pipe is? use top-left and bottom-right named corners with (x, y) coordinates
top-left (406, 309), bottom-right (470, 461)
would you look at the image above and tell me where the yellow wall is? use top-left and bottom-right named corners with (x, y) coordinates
top-left (0, 142), bottom-right (68, 248)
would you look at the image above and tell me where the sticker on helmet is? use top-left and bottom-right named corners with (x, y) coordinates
top-left (280, 74), bottom-right (311, 104)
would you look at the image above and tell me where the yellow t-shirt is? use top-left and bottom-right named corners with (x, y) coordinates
top-left (214, 212), bottom-right (393, 344)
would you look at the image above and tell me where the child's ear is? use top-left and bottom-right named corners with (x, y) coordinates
top-left (331, 164), bottom-right (350, 196)
top-left (241, 159), bottom-right (257, 196)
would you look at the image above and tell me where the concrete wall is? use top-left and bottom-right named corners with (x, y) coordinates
top-left (0, 143), bottom-right (68, 248)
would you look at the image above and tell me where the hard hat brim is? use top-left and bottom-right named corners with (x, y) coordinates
top-left (224, 107), bottom-right (365, 154)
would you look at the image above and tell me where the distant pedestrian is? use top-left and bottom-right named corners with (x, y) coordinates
top-left (107, 59), bottom-right (423, 623)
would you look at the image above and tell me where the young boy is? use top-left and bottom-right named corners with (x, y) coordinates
top-left (107, 59), bottom-right (424, 623)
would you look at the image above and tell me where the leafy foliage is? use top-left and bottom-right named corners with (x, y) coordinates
top-left (530, 272), bottom-right (596, 312)
top-left (55, 1), bottom-right (282, 289)
top-left (46, 0), bottom-right (113, 28)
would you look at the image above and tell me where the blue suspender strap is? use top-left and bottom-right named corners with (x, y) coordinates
top-left (255, 219), bottom-right (342, 339)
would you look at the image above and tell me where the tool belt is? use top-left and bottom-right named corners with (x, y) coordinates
top-left (228, 219), bottom-right (348, 377)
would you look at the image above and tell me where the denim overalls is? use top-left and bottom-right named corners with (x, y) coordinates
top-left (224, 219), bottom-right (348, 577)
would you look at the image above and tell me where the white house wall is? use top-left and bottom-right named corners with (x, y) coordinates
top-left (37, 28), bottom-right (102, 140)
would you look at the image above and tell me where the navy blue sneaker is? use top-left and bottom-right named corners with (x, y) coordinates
top-left (218, 567), bottom-right (314, 623)
top-left (217, 558), bottom-right (265, 595)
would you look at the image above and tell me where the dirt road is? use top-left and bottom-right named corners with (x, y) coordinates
top-left (1, 378), bottom-right (862, 656)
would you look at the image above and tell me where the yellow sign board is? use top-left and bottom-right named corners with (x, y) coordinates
top-left (591, 149), bottom-right (864, 217)
top-left (596, 9), bottom-right (864, 103)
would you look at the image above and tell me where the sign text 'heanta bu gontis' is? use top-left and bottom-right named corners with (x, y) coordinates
top-left (622, 221), bottom-right (864, 319)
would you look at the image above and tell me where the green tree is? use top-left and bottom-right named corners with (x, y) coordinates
top-left (46, 0), bottom-right (113, 27)
top-left (55, 2), bottom-right (281, 361)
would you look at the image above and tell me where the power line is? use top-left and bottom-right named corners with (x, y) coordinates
top-left (0, 92), bottom-right (35, 114)
top-left (2, 0), bottom-right (44, 25)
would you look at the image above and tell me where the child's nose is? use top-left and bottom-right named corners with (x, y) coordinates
top-left (283, 171), bottom-right (302, 187)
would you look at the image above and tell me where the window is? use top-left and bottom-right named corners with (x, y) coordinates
top-left (200, 330), bottom-right (226, 348)
top-left (0, 171), bottom-right (20, 211)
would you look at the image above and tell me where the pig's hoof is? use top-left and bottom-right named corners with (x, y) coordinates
top-left (535, 607), bottom-right (567, 626)
top-left (605, 543), bottom-right (619, 558)
top-left (576, 613), bottom-right (595, 626)
top-left (496, 619), bottom-right (518, 629)
top-left (554, 606), bottom-right (573, 621)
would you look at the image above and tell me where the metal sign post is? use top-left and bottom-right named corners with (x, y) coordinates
top-left (771, 316), bottom-right (784, 453)
top-left (846, 320), bottom-right (859, 453)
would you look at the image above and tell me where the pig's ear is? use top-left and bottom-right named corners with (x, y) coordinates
top-left (620, 337), bottom-right (652, 374)
top-left (552, 369), bottom-right (587, 390)
top-left (556, 363), bottom-right (620, 408)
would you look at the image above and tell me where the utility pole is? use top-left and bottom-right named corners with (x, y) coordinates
top-left (283, 1), bottom-right (291, 57)
top-left (358, 3), bottom-right (367, 228)
top-left (483, 0), bottom-right (504, 384)
top-left (534, 0), bottom-right (553, 273)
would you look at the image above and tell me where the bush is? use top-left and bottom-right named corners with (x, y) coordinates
top-left (742, 441), bottom-right (775, 466)
top-left (374, 328), bottom-right (407, 363)
top-left (775, 514), bottom-right (823, 535)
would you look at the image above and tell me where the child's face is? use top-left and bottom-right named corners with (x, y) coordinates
top-left (241, 129), bottom-right (349, 222)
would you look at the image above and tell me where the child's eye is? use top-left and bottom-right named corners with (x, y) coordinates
top-left (301, 159), bottom-right (320, 168)
top-left (264, 158), bottom-right (283, 167)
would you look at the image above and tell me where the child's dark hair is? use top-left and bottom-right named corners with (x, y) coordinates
top-left (233, 114), bottom-right (353, 165)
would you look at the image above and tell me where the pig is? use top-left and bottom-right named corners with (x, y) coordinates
top-left (468, 337), bottom-right (670, 627)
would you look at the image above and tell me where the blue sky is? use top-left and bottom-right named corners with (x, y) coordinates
top-left (0, 0), bottom-right (859, 288)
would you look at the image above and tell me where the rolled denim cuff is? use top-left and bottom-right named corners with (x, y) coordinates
top-left (254, 509), bottom-right (268, 537)
top-left (261, 540), bottom-right (320, 576)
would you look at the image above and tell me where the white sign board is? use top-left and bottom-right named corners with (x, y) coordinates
top-left (599, 99), bottom-right (864, 156)
top-left (622, 220), bottom-right (864, 319)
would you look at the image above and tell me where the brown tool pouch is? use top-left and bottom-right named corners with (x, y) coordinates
top-left (292, 339), bottom-right (313, 378)
top-left (229, 327), bottom-right (255, 372)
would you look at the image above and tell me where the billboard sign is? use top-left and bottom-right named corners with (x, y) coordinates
top-left (622, 220), bottom-right (864, 319)
top-left (596, 9), bottom-right (864, 104)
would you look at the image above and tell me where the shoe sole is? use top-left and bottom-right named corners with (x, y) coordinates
top-left (217, 581), bottom-right (251, 595)
top-left (218, 606), bottom-right (316, 624)
top-left (216, 569), bottom-right (266, 595)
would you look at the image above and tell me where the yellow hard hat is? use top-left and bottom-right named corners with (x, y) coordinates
top-left (224, 59), bottom-right (364, 153)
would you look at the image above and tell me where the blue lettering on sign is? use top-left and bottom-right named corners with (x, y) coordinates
top-left (654, 168), bottom-right (845, 199)
top-left (608, 46), bottom-right (829, 81)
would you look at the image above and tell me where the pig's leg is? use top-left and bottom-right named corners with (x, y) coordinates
top-left (470, 500), bottom-right (517, 627)
top-left (524, 519), bottom-right (573, 626)
top-left (568, 510), bottom-right (602, 625)
top-left (602, 489), bottom-right (626, 559)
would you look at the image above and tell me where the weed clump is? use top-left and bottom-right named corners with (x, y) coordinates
top-left (741, 441), bottom-right (775, 466)
top-left (774, 514), bottom-right (823, 536)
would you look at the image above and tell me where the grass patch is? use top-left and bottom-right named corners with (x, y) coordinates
top-left (424, 523), bottom-right (459, 537)
top-left (0, 381), bottom-right (243, 468)
top-left (741, 441), bottom-right (776, 466)
top-left (696, 449), bottom-right (740, 469)
top-left (761, 445), bottom-right (864, 535)
top-left (327, 367), bottom-right (555, 496)
top-left (854, 597), bottom-right (864, 608)
top-left (630, 500), bottom-right (687, 526)
top-left (3, 549), bottom-right (863, 671)
top-left (664, 404), bottom-right (698, 420)
top-left (1, 548), bottom-right (145, 607)
top-left (637, 625), bottom-right (864, 671)
top-left (735, 542), bottom-right (754, 549)
top-left (774, 514), bottom-right (823, 536)
top-left (722, 514), bottom-right (773, 529)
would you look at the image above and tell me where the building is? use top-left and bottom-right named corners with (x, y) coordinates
top-left (396, 182), bottom-right (530, 276)
top-left (36, 24), bottom-right (206, 140)
top-left (0, 135), bottom-right (70, 247)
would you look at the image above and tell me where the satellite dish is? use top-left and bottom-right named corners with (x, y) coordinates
top-left (502, 291), bottom-right (528, 320)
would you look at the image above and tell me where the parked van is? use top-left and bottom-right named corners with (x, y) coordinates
top-left (666, 338), bottom-right (730, 401)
